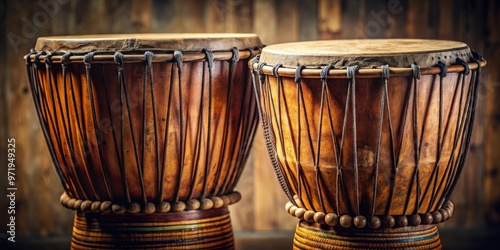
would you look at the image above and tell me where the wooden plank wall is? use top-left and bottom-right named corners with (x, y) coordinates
top-left (485, 0), bottom-right (500, 225)
top-left (0, 0), bottom-right (499, 237)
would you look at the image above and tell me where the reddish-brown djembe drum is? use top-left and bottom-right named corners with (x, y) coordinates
top-left (250, 39), bottom-right (486, 249)
top-left (26, 34), bottom-right (262, 249)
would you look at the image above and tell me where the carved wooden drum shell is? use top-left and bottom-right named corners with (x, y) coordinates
top-left (251, 39), bottom-right (486, 228)
top-left (26, 33), bottom-right (262, 211)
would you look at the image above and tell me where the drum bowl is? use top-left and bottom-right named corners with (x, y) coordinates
top-left (251, 39), bottom-right (486, 249)
top-left (27, 33), bottom-right (263, 250)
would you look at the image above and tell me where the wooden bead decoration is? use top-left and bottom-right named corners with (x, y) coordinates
top-left (431, 211), bottom-right (442, 223)
top-left (211, 197), bottom-right (224, 209)
top-left (368, 216), bottom-right (381, 229)
top-left (67, 198), bottom-right (76, 209)
top-left (171, 201), bottom-right (187, 212)
top-left (110, 204), bottom-right (120, 213)
top-left (439, 209), bottom-right (449, 221)
top-left (421, 213), bottom-right (433, 224)
top-left (58, 192), bottom-right (242, 214)
top-left (295, 208), bottom-right (307, 220)
top-left (158, 202), bottom-right (171, 213)
top-left (445, 207), bottom-right (453, 218)
top-left (313, 212), bottom-right (326, 224)
top-left (420, 213), bottom-right (434, 225)
top-left (73, 200), bottom-right (83, 210)
top-left (186, 199), bottom-right (201, 210)
top-left (221, 195), bottom-right (231, 206)
top-left (446, 200), bottom-right (454, 209)
top-left (62, 198), bottom-right (69, 207)
top-left (112, 204), bottom-right (126, 214)
top-left (304, 210), bottom-right (315, 222)
top-left (60, 192), bottom-right (68, 204)
top-left (396, 216), bottom-right (408, 227)
top-left (282, 199), bottom-right (456, 229)
top-left (91, 201), bottom-right (102, 212)
top-left (339, 215), bottom-right (353, 228)
top-left (128, 203), bottom-right (141, 214)
top-left (382, 216), bottom-right (396, 228)
top-left (228, 192), bottom-right (242, 204)
top-left (285, 202), bottom-right (294, 213)
top-left (409, 214), bottom-right (421, 226)
top-left (200, 198), bottom-right (213, 210)
top-left (353, 215), bottom-right (367, 228)
top-left (61, 196), bottom-right (69, 207)
top-left (325, 213), bottom-right (338, 227)
top-left (81, 200), bottom-right (92, 212)
top-left (145, 203), bottom-right (156, 214)
top-left (100, 201), bottom-right (112, 213)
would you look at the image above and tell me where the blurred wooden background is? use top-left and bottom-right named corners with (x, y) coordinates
top-left (1, 0), bottom-right (500, 241)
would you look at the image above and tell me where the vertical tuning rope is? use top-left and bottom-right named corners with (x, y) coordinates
top-left (26, 49), bottom-right (71, 196)
top-left (321, 65), bottom-right (342, 215)
top-left (201, 49), bottom-right (214, 198)
top-left (113, 52), bottom-right (132, 204)
top-left (371, 65), bottom-right (389, 216)
top-left (347, 65), bottom-right (360, 216)
top-left (251, 58), bottom-right (297, 206)
top-left (422, 61), bottom-right (447, 212)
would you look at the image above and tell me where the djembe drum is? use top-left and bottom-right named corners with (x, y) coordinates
top-left (26, 34), bottom-right (262, 249)
top-left (250, 39), bottom-right (485, 249)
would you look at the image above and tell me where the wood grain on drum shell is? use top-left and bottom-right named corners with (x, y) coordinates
top-left (26, 34), bottom-right (263, 249)
top-left (27, 43), bottom-right (262, 204)
top-left (252, 39), bottom-right (485, 248)
top-left (30, 55), bottom-right (259, 203)
top-left (257, 69), bottom-right (474, 216)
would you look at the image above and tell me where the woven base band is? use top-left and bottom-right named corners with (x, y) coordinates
top-left (71, 206), bottom-right (234, 250)
top-left (293, 220), bottom-right (442, 250)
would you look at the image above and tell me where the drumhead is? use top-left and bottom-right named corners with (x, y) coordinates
top-left (260, 39), bottom-right (472, 68)
top-left (35, 33), bottom-right (262, 52)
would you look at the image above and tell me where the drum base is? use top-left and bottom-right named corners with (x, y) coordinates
top-left (293, 220), bottom-right (442, 250)
top-left (71, 206), bottom-right (234, 250)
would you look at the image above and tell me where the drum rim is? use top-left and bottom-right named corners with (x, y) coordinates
top-left (250, 59), bottom-right (486, 78)
top-left (36, 33), bottom-right (260, 40)
top-left (25, 47), bottom-right (263, 64)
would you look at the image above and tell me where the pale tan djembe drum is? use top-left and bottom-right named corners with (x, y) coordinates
top-left (250, 39), bottom-right (486, 249)
top-left (26, 34), bottom-right (262, 249)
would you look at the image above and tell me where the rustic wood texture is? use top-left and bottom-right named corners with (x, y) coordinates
top-left (0, 1), bottom-right (499, 241)
top-left (254, 40), bottom-right (481, 222)
top-left (28, 34), bottom-right (261, 204)
top-left (251, 0), bottom-right (298, 231)
top-left (0, 0), bottom-right (8, 241)
top-left (485, 0), bottom-right (500, 225)
top-left (26, 33), bottom-right (260, 248)
top-left (318, 0), bottom-right (341, 39)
